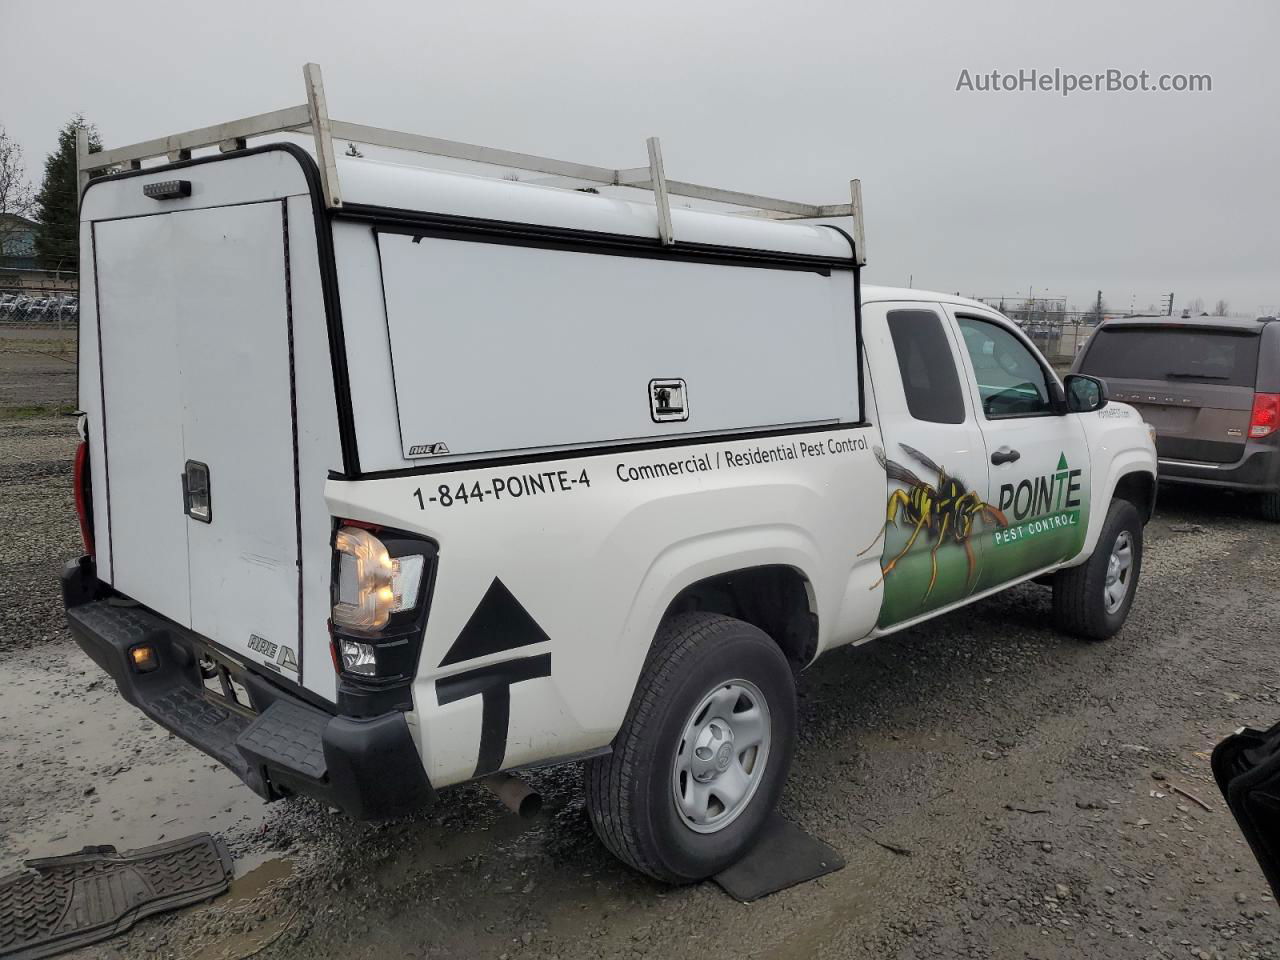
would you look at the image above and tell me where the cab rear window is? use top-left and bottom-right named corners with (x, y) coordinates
top-left (1080, 326), bottom-right (1261, 386)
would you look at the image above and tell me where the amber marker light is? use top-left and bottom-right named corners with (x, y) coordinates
top-left (129, 644), bottom-right (159, 674)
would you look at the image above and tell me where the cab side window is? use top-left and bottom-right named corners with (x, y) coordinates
top-left (886, 309), bottom-right (965, 424)
top-left (957, 316), bottom-right (1054, 418)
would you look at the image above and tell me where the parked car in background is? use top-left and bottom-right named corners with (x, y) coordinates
top-left (1073, 316), bottom-right (1280, 520)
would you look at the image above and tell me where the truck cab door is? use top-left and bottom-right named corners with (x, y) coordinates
top-left (861, 302), bottom-right (992, 627)
top-left (945, 308), bottom-right (1092, 590)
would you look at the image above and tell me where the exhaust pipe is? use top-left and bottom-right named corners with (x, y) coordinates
top-left (481, 773), bottom-right (542, 818)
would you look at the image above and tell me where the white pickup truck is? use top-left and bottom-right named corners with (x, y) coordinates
top-left (62, 66), bottom-right (1157, 883)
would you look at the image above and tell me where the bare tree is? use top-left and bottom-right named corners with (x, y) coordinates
top-left (1213, 299), bottom-right (1229, 316)
top-left (1187, 297), bottom-right (1205, 316)
top-left (0, 125), bottom-right (36, 255)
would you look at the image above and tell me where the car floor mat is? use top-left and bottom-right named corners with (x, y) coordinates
top-left (713, 812), bottom-right (845, 902)
top-left (0, 833), bottom-right (232, 960)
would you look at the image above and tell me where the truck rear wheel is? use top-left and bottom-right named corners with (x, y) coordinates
top-left (1260, 491), bottom-right (1280, 522)
top-left (1052, 498), bottom-right (1143, 641)
top-left (585, 612), bottom-right (796, 883)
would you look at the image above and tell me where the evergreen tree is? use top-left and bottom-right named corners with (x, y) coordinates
top-left (33, 116), bottom-right (101, 274)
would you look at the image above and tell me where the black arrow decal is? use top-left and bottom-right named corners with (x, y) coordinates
top-left (438, 577), bottom-right (551, 667)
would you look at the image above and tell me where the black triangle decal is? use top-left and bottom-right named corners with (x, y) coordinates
top-left (439, 578), bottom-right (552, 667)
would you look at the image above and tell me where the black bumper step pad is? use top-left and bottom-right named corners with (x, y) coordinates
top-left (65, 601), bottom-right (160, 650)
top-left (237, 699), bottom-right (330, 782)
top-left (66, 602), bottom-right (257, 788)
top-left (153, 685), bottom-right (253, 777)
top-left (0, 834), bottom-right (232, 960)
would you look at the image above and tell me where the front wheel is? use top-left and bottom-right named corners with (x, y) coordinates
top-left (585, 612), bottom-right (796, 883)
top-left (1052, 498), bottom-right (1144, 641)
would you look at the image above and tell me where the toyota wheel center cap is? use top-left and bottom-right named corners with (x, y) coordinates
top-left (715, 742), bottom-right (733, 771)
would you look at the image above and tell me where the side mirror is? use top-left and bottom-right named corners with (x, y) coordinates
top-left (1064, 374), bottom-right (1109, 413)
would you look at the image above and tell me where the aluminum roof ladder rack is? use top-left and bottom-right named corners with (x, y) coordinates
top-left (77, 63), bottom-right (865, 263)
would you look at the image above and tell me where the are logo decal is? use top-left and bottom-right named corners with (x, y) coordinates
top-left (248, 635), bottom-right (299, 674)
top-left (409, 442), bottom-right (451, 457)
top-left (247, 633), bottom-right (278, 659)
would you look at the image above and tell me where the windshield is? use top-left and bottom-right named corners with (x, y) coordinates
top-left (1079, 326), bottom-right (1261, 386)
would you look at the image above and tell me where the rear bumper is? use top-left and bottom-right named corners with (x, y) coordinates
top-left (61, 558), bottom-right (433, 820)
top-left (1158, 446), bottom-right (1280, 493)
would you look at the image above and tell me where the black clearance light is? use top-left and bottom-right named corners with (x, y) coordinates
top-left (143, 180), bottom-right (192, 200)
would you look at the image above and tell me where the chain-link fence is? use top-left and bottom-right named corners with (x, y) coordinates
top-left (0, 289), bottom-right (79, 330)
top-left (975, 296), bottom-right (1100, 369)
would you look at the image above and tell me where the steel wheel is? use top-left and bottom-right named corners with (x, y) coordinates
top-left (672, 679), bottom-right (771, 834)
top-left (1104, 529), bottom-right (1134, 614)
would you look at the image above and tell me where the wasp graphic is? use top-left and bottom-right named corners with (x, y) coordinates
top-left (859, 443), bottom-right (1009, 598)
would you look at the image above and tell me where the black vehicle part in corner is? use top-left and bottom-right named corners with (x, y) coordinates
top-left (61, 558), bottom-right (433, 821)
top-left (1213, 720), bottom-right (1280, 903)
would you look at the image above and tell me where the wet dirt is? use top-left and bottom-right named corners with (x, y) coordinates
top-left (0, 645), bottom-right (273, 865)
top-left (2, 415), bottom-right (1278, 960)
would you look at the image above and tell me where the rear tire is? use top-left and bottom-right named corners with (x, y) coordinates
top-left (585, 612), bottom-right (796, 884)
top-left (1261, 491), bottom-right (1280, 523)
top-left (1052, 499), bottom-right (1143, 641)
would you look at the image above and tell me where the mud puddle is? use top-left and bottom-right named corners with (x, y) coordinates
top-left (0, 640), bottom-right (272, 864)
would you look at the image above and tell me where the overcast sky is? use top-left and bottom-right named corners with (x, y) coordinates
top-left (3, 0), bottom-right (1277, 314)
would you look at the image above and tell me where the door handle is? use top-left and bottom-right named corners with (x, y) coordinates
top-left (991, 447), bottom-right (1021, 465)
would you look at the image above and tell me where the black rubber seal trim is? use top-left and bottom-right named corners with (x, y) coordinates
top-left (345, 203), bottom-right (854, 275)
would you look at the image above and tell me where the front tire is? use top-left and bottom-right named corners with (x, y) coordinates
top-left (1052, 498), bottom-right (1144, 641)
top-left (585, 612), bottom-right (796, 883)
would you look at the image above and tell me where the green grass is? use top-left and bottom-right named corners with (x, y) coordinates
top-left (0, 338), bottom-right (77, 355)
top-left (0, 403), bottom-right (77, 421)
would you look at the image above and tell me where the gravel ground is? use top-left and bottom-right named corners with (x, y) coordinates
top-left (0, 328), bottom-right (77, 410)
top-left (2, 414), bottom-right (1278, 960)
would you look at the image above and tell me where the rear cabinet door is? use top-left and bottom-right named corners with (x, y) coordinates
top-left (92, 202), bottom-right (301, 675)
top-left (861, 303), bottom-right (992, 627)
top-left (948, 310), bottom-right (1091, 588)
top-left (95, 217), bottom-right (192, 623)
top-left (181, 203), bottom-right (300, 672)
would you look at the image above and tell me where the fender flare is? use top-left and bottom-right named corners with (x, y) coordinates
top-left (602, 525), bottom-right (824, 736)
top-left (1079, 452), bottom-right (1157, 559)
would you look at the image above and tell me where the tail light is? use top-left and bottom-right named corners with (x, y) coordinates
top-left (329, 522), bottom-right (437, 714)
top-left (1250, 393), bottom-right (1280, 439)
top-left (332, 526), bottom-right (426, 633)
top-left (73, 440), bottom-right (95, 556)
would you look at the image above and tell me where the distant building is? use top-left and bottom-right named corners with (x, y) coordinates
top-left (0, 213), bottom-right (76, 293)
top-left (0, 213), bottom-right (38, 269)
